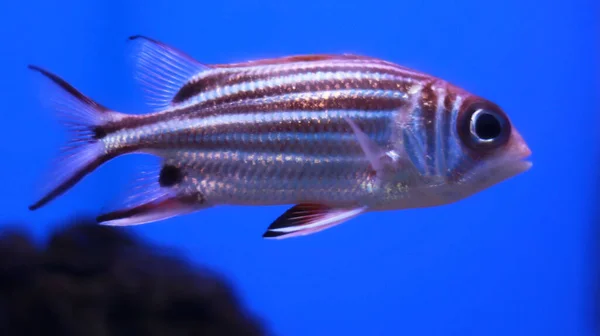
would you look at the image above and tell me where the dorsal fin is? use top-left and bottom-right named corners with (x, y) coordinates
top-left (210, 53), bottom-right (378, 68)
top-left (127, 35), bottom-right (210, 110)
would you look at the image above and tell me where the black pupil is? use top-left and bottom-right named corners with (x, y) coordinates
top-left (159, 165), bottom-right (183, 187)
top-left (474, 112), bottom-right (502, 140)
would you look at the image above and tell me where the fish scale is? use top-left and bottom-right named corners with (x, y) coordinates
top-left (27, 35), bottom-right (531, 239)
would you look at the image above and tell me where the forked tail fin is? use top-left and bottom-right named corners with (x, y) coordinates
top-left (27, 65), bottom-right (124, 211)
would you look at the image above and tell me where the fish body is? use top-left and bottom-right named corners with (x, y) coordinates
top-left (28, 36), bottom-right (532, 239)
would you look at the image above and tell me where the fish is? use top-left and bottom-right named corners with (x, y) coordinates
top-left (27, 35), bottom-right (532, 239)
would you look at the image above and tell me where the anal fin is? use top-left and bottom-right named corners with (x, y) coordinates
top-left (96, 163), bottom-right (206, 226)
top-left (262, 204), bottom-right (367, 240)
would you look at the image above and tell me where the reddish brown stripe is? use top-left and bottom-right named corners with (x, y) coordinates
top-left (443, 90), bottom-right (456, 115)
top-left (171, 61), bottom-right (430, 105)
top-left (418, 81), bottom-right (438, 175)
top-left (128, 108), bottom-right (392, 149)
top-left (209, 94), bottom-right (407, 115)
top-left (210, 54), bottom-right (377, 68)
top-left (141, 134), bottom-right (377, 155)
top-left (173, 70), bottom-right (414, 107)
top-left (103, 86), bottom-right (409, 133)
top-left (440, 89), bottom-right (456, 174)
top-left (150, 115), bottom-right (390, 145)
top-left (172, 73), bottom-right (223, 104)
top-left (207, 78), bottom-right (406, 108)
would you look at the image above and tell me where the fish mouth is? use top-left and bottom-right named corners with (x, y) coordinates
top-left (500, 144), bottom-right (532, 180)
top-left (513, 158), bottom-right (532, 176)
top-left (508, 129), bottom-right (532, 173)
top-left (485, 143), bottom-right (532, 183)
top-left (515, 144), bottom-right (533, 172)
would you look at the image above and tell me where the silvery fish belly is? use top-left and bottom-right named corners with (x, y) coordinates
top-left (27, 35), bottom-right (532, 239)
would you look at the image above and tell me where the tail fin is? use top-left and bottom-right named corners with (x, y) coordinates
top-left (27, 65), bottom-right (121, 211)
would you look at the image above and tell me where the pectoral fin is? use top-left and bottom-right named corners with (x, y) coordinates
top-left (344, 117), bottom-right (388, 175)
top-left (262, 204), bottom-right (367, 239)
top-left (344, 117), bottom-right (420, 181)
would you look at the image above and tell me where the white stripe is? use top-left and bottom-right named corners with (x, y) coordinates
top-left (446, 95), bottom-right (464, 171)
top-left (143, 109), bottom-right (394, 134)
top-left (159, 87), bottom-right (411, 115)
top-left (434, 85), bottom-right (447, 176)
top-left (165, 150), bottom-right (370, 168)
top-left (240, 89), bottom-right (410, 107)
top-left (268, 206), bottom-right (367, 234)
top-left (202, 132), bottom-right (383, 144)
top-left (107, 107), bottom-right (397, 148)
top-left (187, 59), bottom-right (426, 85)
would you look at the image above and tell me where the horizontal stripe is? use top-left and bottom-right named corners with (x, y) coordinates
top-left (104, 109), bottom-right (395, 152)
top-left (143, 131), bottom-right (391, 156)
top-left (178, 152), bottom-right (366, 168)
top-left (174, 70), bottom-right (415, 109)
top-left (176, 60), bottom-right (431, 104)
top-left (106, 88), bottom-right (409, 134)
top-left (190, 58), bottom-right (430, 84)
top-left (199, 131), bottom-right (388, 146)
top-left (168, 148), bottom-right (375, 205)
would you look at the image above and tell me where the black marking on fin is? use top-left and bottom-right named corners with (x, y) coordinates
top-left (262, 204), bottom-right (367, 239)
top-left (92, 126), bottom-right (107, 140)
top-left (158, 165), bottom-right (183, 187)
top-left (262, 230), bottom-right (288, 239)
top-left (172, 80), bottom-right (206, 105)
top-left (27, 65), bottom-right (109, 113)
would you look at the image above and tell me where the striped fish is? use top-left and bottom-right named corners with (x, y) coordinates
top-left (27, 35), bottom-right (532, 239)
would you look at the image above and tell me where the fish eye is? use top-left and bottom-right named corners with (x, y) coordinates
top-left (471, 109), bottom-right (504, 141)
top-left (458, 100), bottom-right (511, 151)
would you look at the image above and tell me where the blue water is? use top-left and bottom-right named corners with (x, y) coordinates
top-left (0, 0), bottom-right (598, 335)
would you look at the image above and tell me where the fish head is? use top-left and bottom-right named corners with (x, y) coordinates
top-left (434, 94), bottom-right (532, 201)
top-left (396, 90), bottom-right (532, 208)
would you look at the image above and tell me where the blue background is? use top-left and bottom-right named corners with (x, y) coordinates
top-left (0, 0), bottom-right (598, 335)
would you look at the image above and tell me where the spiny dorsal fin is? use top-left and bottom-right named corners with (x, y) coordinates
top-left (210, 53), bottom-right (378, 68)
top-left (127, 35), bottom-right (210, 110)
